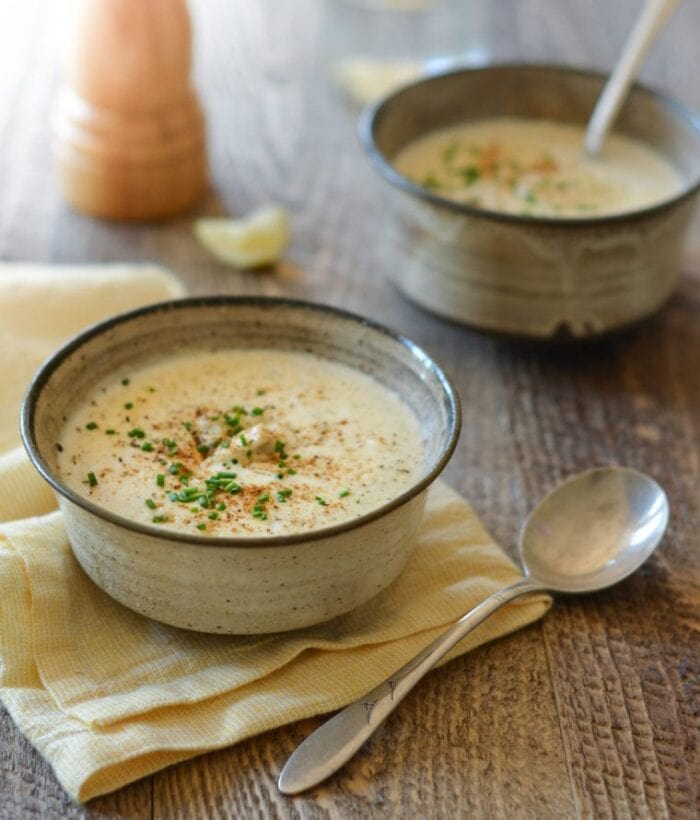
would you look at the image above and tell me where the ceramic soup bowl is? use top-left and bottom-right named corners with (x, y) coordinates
top-left (21, 297), bottom-right (460, 634)
top-left (361, 64), bottom-right (700, 339)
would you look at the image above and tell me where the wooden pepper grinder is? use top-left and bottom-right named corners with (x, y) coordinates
top-left (53, 0), bottom-right (207, 220)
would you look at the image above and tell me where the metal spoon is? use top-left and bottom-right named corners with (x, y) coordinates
top-left (584, 0), bottom-right (679, 156)
top-left (278, 467), bottom-right (669, 795)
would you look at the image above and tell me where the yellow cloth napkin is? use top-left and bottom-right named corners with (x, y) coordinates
top-left (0, 264), bottom-right (551, 802)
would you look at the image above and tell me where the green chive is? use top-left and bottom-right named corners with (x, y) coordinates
top-left (196, 522), bottom-right (207, 531)
top-left (239, 434), bottom-right (248, 446)
top-left (216, 502), bottom-right (226, 512)
top-left (339, 489), bottom-right (351, 498)
top-left (141, 442), bottom-right (154, 452)
top-left (124, 402), bottom-right (134, 410)
top-left (274, 440), bottom-right (285, 454)
top-left (156, 473), bottom-right (165, 487)
top-left (121, 378), bottom-right (130, 386)
top-left (128, 428), bottom-right (145, 439)
top-left (105, 429), bottom-right (117, 435)
top-left (251, 407), bottom-right (264, 416)
top-left (86, 471), bottom-right (98, 487)
top-left (145, 498), bottom-right (157, 509)
top-left (86, 421), bottom-right (98, 430)
top-left (315, 496), bottom-right (327, 506)
top-left (208, 511), bottom-right (219, 520)
top-left (152, 515), bottom-right (168, 524)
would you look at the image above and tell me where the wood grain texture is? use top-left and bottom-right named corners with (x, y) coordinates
top-left (0, 0), bottom-right (698, 817)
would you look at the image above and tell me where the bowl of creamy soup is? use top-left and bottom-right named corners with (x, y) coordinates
top-left (361, 64), bottom-right (700, 338)
top-left (21, 297), bottom-right (460, 634)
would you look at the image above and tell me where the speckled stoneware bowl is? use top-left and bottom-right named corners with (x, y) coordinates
top-left (21, 297), bottom-right (460, 635)
top-left (361, 64), bottom-right (700, 339)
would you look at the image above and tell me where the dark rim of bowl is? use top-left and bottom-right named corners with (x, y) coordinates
top-left (359, 61), bottom-right (700, 228)
top-left (20, 295), bottom-right (462, 548)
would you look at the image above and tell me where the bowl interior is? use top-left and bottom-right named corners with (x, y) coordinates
top-left (23, 297), bottom-right (460, 541)
top-left (366, 64), bottom-right (700, 196)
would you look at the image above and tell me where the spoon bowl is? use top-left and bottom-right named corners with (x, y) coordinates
top-left (278, 466), bottom-right (669, 795)
top-left (520, 467), bottom-right (669, 593)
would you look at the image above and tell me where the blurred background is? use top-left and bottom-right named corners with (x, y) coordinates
top-left (0, 0), bottom-right (697, 280)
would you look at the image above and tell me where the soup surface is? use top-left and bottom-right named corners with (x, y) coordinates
top-left (57, 349), bottom-right (424, 536)
top-left (393, 117), bottom-right (682, 218)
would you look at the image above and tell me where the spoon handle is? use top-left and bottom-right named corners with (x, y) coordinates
top-left (277, 577), bottom-right (543, 795)
top-left (584, 0), bottom-right (679, 156)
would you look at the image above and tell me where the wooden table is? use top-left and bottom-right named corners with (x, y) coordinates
top-left (1, 1), bottom-right (698, 816)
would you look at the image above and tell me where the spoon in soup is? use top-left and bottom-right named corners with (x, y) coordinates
top-left (585, 0), bottom-right (679, 156)
top-left (278, 466), bottom-right (669, 795)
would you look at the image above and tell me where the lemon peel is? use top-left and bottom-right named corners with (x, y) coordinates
top-left (194, 206), bottom-right (291, 269)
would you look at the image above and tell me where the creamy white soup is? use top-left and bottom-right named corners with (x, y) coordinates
top-left (56, 349), bottom-right (424, 536)
top-left (393, 118), bottom-right (682, 218)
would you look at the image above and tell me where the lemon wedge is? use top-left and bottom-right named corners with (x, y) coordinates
top-left (194, 206), bottom-right (291, 269)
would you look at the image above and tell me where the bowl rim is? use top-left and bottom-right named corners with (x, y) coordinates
top-left (359, 61), bottom-right (700, 228)
top-left (20, 295), bottom-right (462, 548)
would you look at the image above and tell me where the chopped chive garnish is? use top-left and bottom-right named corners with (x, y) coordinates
top-left (256, 389), bottom-right (265, 396)
top-left (145, 498), bottom-right (157, 509)
top-left (246, 449), bottom-right (252, 458)
top-left (128, 428), bottom-right (145, 439)
top-left (190, 506), bottom-right (199, 513)
top-left (277, 488), bottom-right (293, 502)
top-left (141, 442), bottom-right (154, 452)
top-left (197, 444), bottom-right (210, 455)
top-left (339, 489), bottom-right (351, 498)
top-left (232, 458), bottom-right (239, 464)
top-left (196, 522), bottom-right (207, 531)
top-left (162, 438), bottom-right (177, 451)
top-left (86, 421), bottom-right (98, 430)
top-left (152, 515), bottom-right (168, 524)
top-left (232, 405), bottom-right (247, 415)
top-left (156, 474), bottom-right (165, 487)
top-left (286, 468), bottom-right (297, 476)
top-left (293, 454), bottom-right (301, 460)
top-left (251, 407), bottom-right (264, 416)
top-left (121, 378), bottom-right (130, 386)
top-left (258, 493), bottom-right (270, 503)
top-left (208, 511), bottom-right (219, 520)
top-left (239, 434), bottom-right (248, 447)
top-left (182, 421), bottom-right (193, 431)
top-left (105, 429), bottom-right (117, 435)
top-left (124, 402), bottom-right (134, 410)
top-left (274, 440), bottom-right (285, 454)
top-left (216, 502), bottom-right (226, 511)
top-left (169, 462), bottom-right (185, 475)
top-left (276, 472), bottom-right (284, 480)
top-left (315, 496), bottom-right (327, 506)
top-left (277, 460), bottom-right (286, 468)
top-left (147, 386), bottom-right (156, 393)
top-left (86, 471), bottom-right (98, 487)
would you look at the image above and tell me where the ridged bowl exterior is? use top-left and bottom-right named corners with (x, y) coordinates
top-left (362, 65), bottom-right (700, 338)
